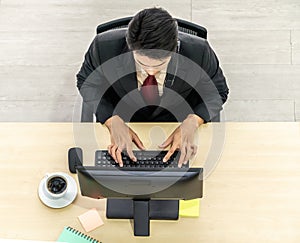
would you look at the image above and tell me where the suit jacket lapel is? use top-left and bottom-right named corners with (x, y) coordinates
top-left (114, 50), bottom-right (136, 92)
top-left (114, 51), bottom-right (146, 105)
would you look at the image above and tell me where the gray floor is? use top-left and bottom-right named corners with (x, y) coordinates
top-left (0, 0), bottom-right (299, 122)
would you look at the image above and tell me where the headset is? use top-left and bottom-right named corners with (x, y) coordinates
top-left (177, 40), bottom-right (181, 53)
top-left (164, 40), bottom-right (180, 88)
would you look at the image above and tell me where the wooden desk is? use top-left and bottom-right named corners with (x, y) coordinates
top-left (0, 123), bottom-right (300, 242)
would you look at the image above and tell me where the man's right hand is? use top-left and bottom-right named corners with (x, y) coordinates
top-left (104, 115), bottom-right (145, 167)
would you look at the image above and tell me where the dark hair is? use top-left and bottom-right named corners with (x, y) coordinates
top-left (126, 7), bottom-right (178, 59)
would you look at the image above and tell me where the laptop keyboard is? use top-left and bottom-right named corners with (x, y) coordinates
top-left (95, 150), bottom-right (189, 169)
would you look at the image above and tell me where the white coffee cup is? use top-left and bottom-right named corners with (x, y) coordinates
top-left (43, 172), bottom-right (68, 199)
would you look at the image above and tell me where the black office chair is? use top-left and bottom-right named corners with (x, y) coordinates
top-left (81, 17), bottom-right (220, 122)
top-left (96, 16), bottom-right (207, 38)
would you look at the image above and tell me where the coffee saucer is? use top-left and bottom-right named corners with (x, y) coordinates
top-left (38, 172), bottom-right (78, 209)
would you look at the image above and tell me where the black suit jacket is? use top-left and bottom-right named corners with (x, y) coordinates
top-left (77, 29), bottom-right (229, 123)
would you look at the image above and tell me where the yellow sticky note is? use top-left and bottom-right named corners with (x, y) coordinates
top-left (179, 199), bottom-right (200, 217)
top-left (78, 208), bottom-right (104, 232)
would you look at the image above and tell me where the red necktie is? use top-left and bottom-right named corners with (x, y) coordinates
top-left (141, 75), bottom-right (159, 104)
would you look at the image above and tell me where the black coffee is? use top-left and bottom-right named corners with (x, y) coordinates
top-left (47, 176), bottom-right (67, 194)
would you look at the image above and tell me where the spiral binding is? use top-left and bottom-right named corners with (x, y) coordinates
top-left (66, 226), bottom-right (101, 243)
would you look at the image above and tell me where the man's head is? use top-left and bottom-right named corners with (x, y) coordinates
top-left (126, 7), bottom-right (178, 60)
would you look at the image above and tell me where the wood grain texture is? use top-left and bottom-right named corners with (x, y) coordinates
top-left (222, 64), bottom-right (300, 99)
top-left (295, 100), bottom-right (300, 121)
top-left (0, 122), bottom-right (299, 242)
top-left (292, 30), bottom-right (300, 64)
top-left (0, 31), bottom-right (95, 66)
top-left (208, 30), bottom-right (291, 65)
top-left (0, 0), bottom-right (299, 121)
top-left (0, 65), bottom-right (79, 101)
top-left (0, 0), bottom-right (191, 32)
top-left (223, 99), bottom-right (295, 121)
top-left (192, 0), bottom-right (300, 31)
top-left (0, 99), bottom-right (82, 122)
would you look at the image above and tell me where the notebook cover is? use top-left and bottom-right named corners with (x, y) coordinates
top-left (57, 226), bottom-right (101, 243)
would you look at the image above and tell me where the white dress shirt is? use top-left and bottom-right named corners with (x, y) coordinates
top-left (136, 66), bottom-right (167, 97)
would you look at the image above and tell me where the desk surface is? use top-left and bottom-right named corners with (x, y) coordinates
top-left (0, 122), bottom-right (300, 243)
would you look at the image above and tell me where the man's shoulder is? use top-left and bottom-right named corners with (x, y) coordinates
top-left (92, 29), bottom-right (127, 63)
top-left (178, 32), bottom-right (208, 50)
top-left (178, 32), bottom-right (211, 64)
top-left (94, 28), bottom-right (127, 43)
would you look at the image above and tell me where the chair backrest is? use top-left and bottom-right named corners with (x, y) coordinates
top-left (81, 17), bottom-right (208, 122)
top-left (96, 16), bottom-right (207, 39)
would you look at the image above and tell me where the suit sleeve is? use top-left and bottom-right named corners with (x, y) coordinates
top-left (76, 36), bottom-right (102, 90)
top-left (76, 36), bottom-right (115, 124)
top-left (191, 40), bottom-right (229, 122)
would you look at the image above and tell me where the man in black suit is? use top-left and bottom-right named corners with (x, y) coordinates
top-left (76, 7), bottom-right (229, 167)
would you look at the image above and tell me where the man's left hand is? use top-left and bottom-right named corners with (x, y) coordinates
top-left (159, 114), bottom-right (204, 167)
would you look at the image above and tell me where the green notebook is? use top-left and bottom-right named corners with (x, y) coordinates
top-left (57, 226), bottom-right (101, 243)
